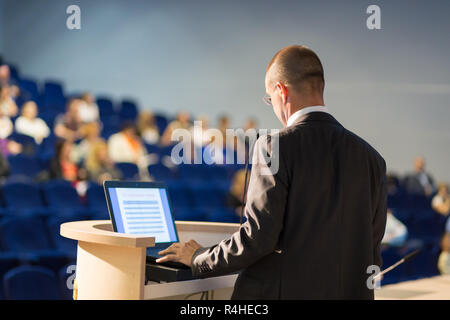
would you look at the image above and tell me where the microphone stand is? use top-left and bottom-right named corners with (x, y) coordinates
top-left (374, 249), bottom-right (420, 282)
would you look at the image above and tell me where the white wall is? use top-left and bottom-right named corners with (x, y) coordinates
top-left (2, 0), bottom-right (450, 181)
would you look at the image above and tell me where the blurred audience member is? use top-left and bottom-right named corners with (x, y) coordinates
top-left (161, 111), bottom-right (191, 146)
top-left (85, 140), bottom-right (122, 184)
top-left (438, 233), bottom-right (450, 275)
top-left (381, 209), bottom-right (408, 247)
top-left (432, 183), bottom-right (450, 216)
top-left (0, 66), bottom-right (19, 97)
top-left (217, 114), bottom-right (231, 138)
top-left (191, 115), bottom-right (212, 147)
top-left (49, 139), bottom-right (86, 182)
top-left (54, 99), bottom-right (85, 141)
top-left (78, 92), bottom-right (100, 123)
top-left (403, 156), bottom-right (435, 196)
top-left (0, 85), bottom-right (18, 118)
top-left (0, 110), bottom-right (13, 139)
top-left (137, 110), bottom-right (160, 145)
top-left (71, 122), bottom-right (102, 164)
top-left (15, 101), bottom-right (50, 144)
top-left (108, 122), bottom-right (146, 164)
top-left (226, 169), bottom-right (248, 215)
top-left (0, 138), bottom-right (22, 157)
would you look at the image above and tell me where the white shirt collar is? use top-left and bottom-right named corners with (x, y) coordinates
top-left (286, 105), bottom-right (329, 127)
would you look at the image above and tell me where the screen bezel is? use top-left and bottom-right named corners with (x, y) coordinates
top-left (103, 180), bottom-right (180, 244)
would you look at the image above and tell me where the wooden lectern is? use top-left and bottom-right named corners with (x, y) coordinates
top-left (60, 220), bottom-right (239, 300)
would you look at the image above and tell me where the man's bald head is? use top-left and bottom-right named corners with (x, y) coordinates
top-left (266, 45), bottom-right (324, 95)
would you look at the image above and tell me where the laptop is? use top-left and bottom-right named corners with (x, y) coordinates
top-left (103, 180), bottom-right (189, 270)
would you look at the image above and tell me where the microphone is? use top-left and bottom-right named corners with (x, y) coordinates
top-left (239, 138), bottom-right (256, 225)
top-left (374, 249), bottom-right (420, 281)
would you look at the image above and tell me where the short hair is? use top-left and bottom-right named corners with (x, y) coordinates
top-left (266, 45), bottom-right (324, 93)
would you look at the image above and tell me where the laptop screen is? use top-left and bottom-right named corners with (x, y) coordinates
top-left (105, 183), bottom-right (178, 244)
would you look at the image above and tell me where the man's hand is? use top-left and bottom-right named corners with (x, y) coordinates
top-left (156, 240), bottom-right (202, 267)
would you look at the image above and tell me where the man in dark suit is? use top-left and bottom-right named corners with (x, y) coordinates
top-left (157, 45), bottom-right (387, 299)
top-left (402, 156), bottom-right (435, 196)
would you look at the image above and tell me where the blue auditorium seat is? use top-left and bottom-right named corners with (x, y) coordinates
top-left (37, 134), bottom-right (57, 165)
top-left (3, 266), bottom-right (61, 300)
top-left (17, 78), bottom-right (40, 102)
top-left (46, 216), bottom-right (78, 260)
top-left (7, 154), bottom-right (42, 178)
top-left (0, 217), bottom-right (70, 271)
top-left (148, 163), bottom-right (175, 181)
top-left (166, 183), bottom-right (194, 211)
top-left (8, 65), bottom-right (19, 80)
top-left (116, 162), bottom-right (139, 180)
top-left (154, 114), bottom-right (168, 135)
top-left (85, 183), bottom-right (109, 219)
top-left (0, 253), bottom-right (21, 300)
top-left (119, 99), bottom-right (138, 121)
top-left (178, 164), bottom-right (210, 181)
top-left (172, 208), bottom-right (207, 222)
top-left (190, 183), bottom-right (227, 210)
top-left (207, 208), bottom-right (241, 223)
top-left (96, 97), bottom-right (116, 120)
top-left (0, 181), bottom-right (49, 217)
top-left (145, 143), bottom-right (160, 154)
top-left (42, 180), bottom-right (89, 217)
top-left (380, 246), bottom-right (408, 285)
top-left (42, 81), bottom-right (65, 111)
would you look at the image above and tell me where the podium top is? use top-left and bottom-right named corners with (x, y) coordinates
top-left (60, 220), bottom-right (155, 248)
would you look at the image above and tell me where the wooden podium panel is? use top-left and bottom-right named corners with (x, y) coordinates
top-left (60, 220), bottom-right (240, 300)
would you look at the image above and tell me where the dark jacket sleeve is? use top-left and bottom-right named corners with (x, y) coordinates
top-left (372, 159), bottom-right (387, 268)
top-left (190, 134), bottom-right (289, 278)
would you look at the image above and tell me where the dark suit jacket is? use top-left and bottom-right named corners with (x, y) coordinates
top-left (191, 112), bottom-right (387, 299)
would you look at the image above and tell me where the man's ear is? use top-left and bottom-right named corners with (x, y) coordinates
top-left (276, 82), bottom-right (288, 104)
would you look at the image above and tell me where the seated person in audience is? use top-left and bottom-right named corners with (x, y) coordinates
top-left (381, 209), bottom-right (408, 247)
top-left (85, 140), bottom-right (122, 185)
top-left (226, 169), bottom-right (248, 215)
top-left (0, 138), bottom-right (22, 157)
top-left (161, 111), bottom-right (191, 146)
top-left (78, 92), bottom-right (100, 123)
top-left (71, 121), bottom-right (102, 164)
top-left (0, 85), bottom-right (18, 118)
top-left (218, 114), bottom-right (231, 138)
top-left (49, 139), bottom-right (87, 182)
top-left (432, 183), bottom-right (450, 216)
top-left (190, 115), bottom-right (212, 147)
top-left (137, 110), bottom-right (160, 145)
top-left (403, 156), bottom-right (435, 196)
top-left (0, 66), bottom-right (19, 98)
top-left (14, 100), bottom-right (50, 144)
top-left (0, 108), bottom-right (13, 139)
top-left (438, 232), bottom-right (450, 275)
top-left (108, 122), bottom-right (146, 164)
top-left (54, 99), bottom-right (85, 141)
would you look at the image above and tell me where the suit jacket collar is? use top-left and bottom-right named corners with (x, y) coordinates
top-left (289, 111), bottom-right (341, 127)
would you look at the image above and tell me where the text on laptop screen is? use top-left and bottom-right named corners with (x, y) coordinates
top-left (107, 187), bottom-right (178, 243)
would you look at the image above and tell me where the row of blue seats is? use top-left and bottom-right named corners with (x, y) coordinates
top-left (388, 191), bottom-right (447, 241)
top-left (0, 264), bottom-right (73, 300)
top-left (4, 154), bottom-right (244, 181)
top-left (0, 179), bottom-right (234, 213)
top-left (16, 78), bottom-right (143, 123)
